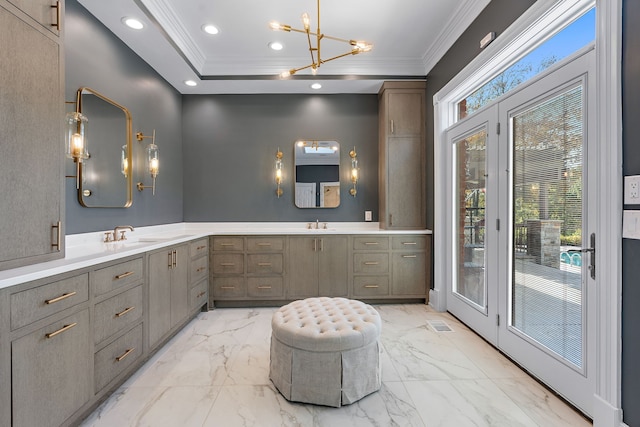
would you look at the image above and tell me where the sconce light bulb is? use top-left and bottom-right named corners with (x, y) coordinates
top-left (71, 133), bottom-right (84, 157)
top-left (122, 157), bottom-right (128, 177)
top-left (150, 158), bottom-right (159, 176)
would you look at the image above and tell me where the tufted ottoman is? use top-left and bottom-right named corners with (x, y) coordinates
top-left (269, 297), bottom-right (382, 407)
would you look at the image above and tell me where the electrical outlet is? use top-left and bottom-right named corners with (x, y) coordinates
top-left (625, 176), bottom-right (640, 204)
top-left (365, 211), bottom-right (372, 222)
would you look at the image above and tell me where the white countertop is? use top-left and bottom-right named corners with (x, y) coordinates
top-left (0, 222), bottom-right (431, 290)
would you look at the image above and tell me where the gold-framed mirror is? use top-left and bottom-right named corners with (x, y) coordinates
top-left (294, 140), bottom-right (340, 208)
top-left (76, 87), bottom-right (133, 208)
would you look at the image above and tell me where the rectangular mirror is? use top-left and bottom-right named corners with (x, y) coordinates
top-left (295, 140), bottom-right (340, 208)
top-left (77, 87), bottom-right (133, 208)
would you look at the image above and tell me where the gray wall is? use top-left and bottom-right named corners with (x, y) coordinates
top-left (64, 0), bottom-right (183, 234)
top-left (622, 0), bottom-right (640, 424)
top-left (182, 94), bottom-right (379, 222)
top-left (424, 0), bottom-right (537, 229)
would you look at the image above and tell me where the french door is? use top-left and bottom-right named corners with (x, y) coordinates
top-left (446, 49), bottom-right (596, 415)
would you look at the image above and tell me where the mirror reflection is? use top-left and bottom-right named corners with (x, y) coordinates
top-left (77, 87), bottom-right (132, 208)
top-left (295, 140), bottom-right (340, 208)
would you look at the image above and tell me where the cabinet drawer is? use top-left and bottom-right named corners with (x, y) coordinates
top-left (353, 276), bottom-right (390, 297)
top-left (247, 237), bottom-right (284, 252)
top-left (92, 257), bottom-right (144, 297)
top-left (392, 235), bottom-right (427, 250)
top-left (189, 238), bottom-right (209, 259)
top-left (247, 254), bottom-right (283, 274)
top-left (353, 253), bottom-right (389, 274)
top-left (212, 277), bottom-right (245, 298)
top-left (190, 255), bottom-right (209, 283)
top-left (94, 323), bottom-right (143, 393)
top-left (247, 277), bottom-right (284, 298)
top-left (10, 274), bottom-right (89, 330)
top-left (353, 236), bottom-right (389, 251)
top-left (12, 309), bottom-right (91, 427)
top-left (94, 285), bottom-right (143, 345)
top-left (190, 279), bottom-right (208, 310)
top-left (212, 237), bottom-right (244, 251)
top-left (211, 253), bottom-right (244, 274)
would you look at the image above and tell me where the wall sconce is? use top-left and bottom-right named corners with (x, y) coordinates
top-left (65, 90), bottom-right (89, 189)
top-left (121, 144), bottom-right (128, 178)
top-left (136, 130), bottom-right (158, 195)
top-left (275, 148), bottom-right (284, 198)
top-left (349, 146), bottom-right (358, 197)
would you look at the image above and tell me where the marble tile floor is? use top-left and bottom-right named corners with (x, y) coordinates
top-left (81, 304), bottom-right (591, 427)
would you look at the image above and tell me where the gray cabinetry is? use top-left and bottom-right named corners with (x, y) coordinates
top-left (188, 238), bottom-right (209, 311)
top-left (288, 236), bottom-right (348, 298)
top-left (0, 0), bottom-right (64, 270)
top-left (147, 244), bottom-right (188, 349)
top-left (352, 236), bottom-right (391, 298)
top-left (378, 81), bottom-right (426, 230)
top-left (391, 235), bottom-right (431, 296)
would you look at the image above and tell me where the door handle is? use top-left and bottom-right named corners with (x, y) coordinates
top-left (567, 232), bottom-right (595, 279)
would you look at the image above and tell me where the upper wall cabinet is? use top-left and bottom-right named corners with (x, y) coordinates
top-left (0, 0), bottom-right (65, 272)
top-left (378, 81), bottom-right (426, 230)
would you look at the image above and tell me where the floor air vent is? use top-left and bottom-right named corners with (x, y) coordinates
top-left (427, 320), bottom-right (454, 332)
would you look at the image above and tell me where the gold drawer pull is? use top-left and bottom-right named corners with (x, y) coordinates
top-left (257, 285), bottom-right (272, 290)
top-left (402, 242), bottom-right (417, 245)
top-left (45, 322), bottom-right (77, 339)
top-left (51, 1), bottom-right (61, 31)
top-left (364, 285), bottom-right (379, 289)
top-left (115, 306), bottom-right (135, 317)
top-left (115, 271), bottom-right (134, 280)
top-left (257, 262), bottom-right (272, 266)
top-left (220, 243), bottom-right (235, 247)
top-left (45, 291), bottom-right (76, 305)
top-left (197, 291), bottom-right (206, 298)
top-left (364, 261), bottom-right (379, 265)
top-left (364, 242), bottom-right (379, 245)
top-left (197, 245), bottom-right (207, 250)
top-left (402, 255), bottom-right (417, 258)
top-left (220, 262), bottom-right (235, 266)
top-left (257, 242), bottom-right (272, 246)
top-left (115, 348), bottom-right (135, 362)
top-left (196, 267), bottom-right (206, 272)
top-left (220, 286), bottom-right (235, 290)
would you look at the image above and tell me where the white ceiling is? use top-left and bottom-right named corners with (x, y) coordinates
top-left (77, 0), bottom-right (490, 94)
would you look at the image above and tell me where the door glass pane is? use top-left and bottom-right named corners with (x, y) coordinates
top-left (454, 128), bottom-right (487, 308)
top-left (511, 85), bottom-right (584, 368)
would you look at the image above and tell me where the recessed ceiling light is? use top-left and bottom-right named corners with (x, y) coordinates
top-left (310, 83), bottom-right (322, 90)
top-left (184, 80), bottom-right (198, 87)
top-left (122, 17), bottom-right (144, 30)
top-left (269, 41), bottom-right (284, 51)
top-left (202, 24), bottom-right (219, 35)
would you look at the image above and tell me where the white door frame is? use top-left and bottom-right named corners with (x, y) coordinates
top-left (431, 0), bottom-right (622, 425)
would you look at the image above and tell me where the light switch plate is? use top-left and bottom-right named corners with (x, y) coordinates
top-left (624, 175), bottom-right (640, 204)
top-left (623, 210), bottom-right (640, 239)
top-left (365, 211), bottom-right (372, 222)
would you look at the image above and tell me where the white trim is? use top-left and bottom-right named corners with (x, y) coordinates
top-left (593, 0), bottom-right (624, 426)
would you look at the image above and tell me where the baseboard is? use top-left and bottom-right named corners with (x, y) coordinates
top-left (593, 393), bottom-right (623, 427)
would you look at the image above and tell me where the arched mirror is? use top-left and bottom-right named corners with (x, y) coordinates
top-left (294, 140), bottom-right (340, 208)
top-left (76, 87), bottom-right (133, 208)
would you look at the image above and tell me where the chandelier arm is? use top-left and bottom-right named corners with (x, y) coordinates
top-left (321, 34), bottom-right (352, 44)
top-left (319, 50), bottom-right (359, 65)
top-left (305, 30), bottom-right (317, 67)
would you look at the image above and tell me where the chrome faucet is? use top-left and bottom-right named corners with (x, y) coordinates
top-left (105, 225), bottom-right (134, 242)
top-left (316, 219), bottom-right (320, 229)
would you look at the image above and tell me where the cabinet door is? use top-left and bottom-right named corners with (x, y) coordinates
top-left (387, 91), bottom-right (423, 136)
top-left (288, 237), bottom-right (318, 297)
top-left (148, 250), bottom-right (172, 348)
top-left (318, 236), bottom-right (348, 297)
top-left (391, 251), bottom-right (427, 296)
top-left (170, 245), bottom-right (189, 328)
top-left (6, 0), bottom-right (61, 35)
top-left (0, 5), bottom-right (63, 270)
top-left (12, 309), bottom-right (91, 427)
top-left (387, 137), bottom-right (425, 229)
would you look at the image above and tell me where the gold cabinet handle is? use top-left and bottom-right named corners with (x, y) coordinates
top-left (364, 242), bottom-right (379, 245)
top-left (197, 245), bottom-right (206, 250)
top-left (45, 322), bottom-right (77, 339)
top-left (196, 267), bottom-right (206, 272)
top-left (257, 262), bottom-right (272, 266)
top-left (220, 262), bottom-right (235, 266)
top-left (257, 285), bottom-right (272, 290)
top-left (45, 291), bottom-right (76, 305)
top-left (115, 306), bottom-right (135, 317)
top-left (115, 271), bottom-right (134, 280)
top-left (115, 347), bottom-right (135, 362)
top-left (51, 221), bottom-right (62, 251)
top-left (402, 242), bottom-right (417, 246)
top-left (168, 252), bottom-right (173, 268)
top-left (257, 242), bottom-right (272, 246)
top-left (402, 255), bottom-right (417, 258)
top-left (364, 261), bottom-right (379, 265)
top-left (220, 286), bottom-right (235, 290)
top-left (172, 250), bottom-right (177, 268)
top-left (220, 243), bottom-right (235, 247)
top-left (364, 285), bottom-right (379, 288)
top-left (196, 291), bottom-right (206, 298)
top-left (390, 119), bottom-right (394, 134)
top-left (51, 1), bottom-right (61, 31)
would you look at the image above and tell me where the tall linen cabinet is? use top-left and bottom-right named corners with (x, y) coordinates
top-left (378, 81), bottom-right (426, 230)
